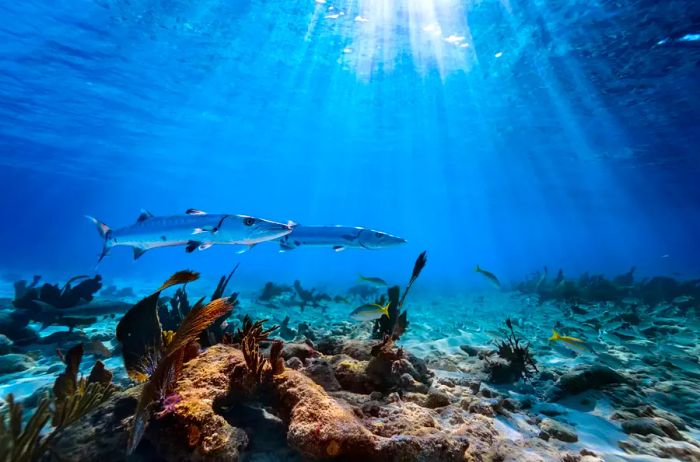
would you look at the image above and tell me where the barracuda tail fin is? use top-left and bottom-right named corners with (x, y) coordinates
top-left (85, 216), bottom-right (112, 264)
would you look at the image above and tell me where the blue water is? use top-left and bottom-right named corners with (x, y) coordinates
top-left (1, 0), bottom-right (699, 290)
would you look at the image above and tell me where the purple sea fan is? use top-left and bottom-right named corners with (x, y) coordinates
top-left (154, 392), bottom-right (183, 419)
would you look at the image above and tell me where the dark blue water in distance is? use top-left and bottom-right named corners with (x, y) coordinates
top-left (1, 0), bottom-right (699, 291)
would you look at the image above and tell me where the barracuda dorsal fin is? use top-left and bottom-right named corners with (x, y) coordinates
top-left (133, 248), bottom-right (147, 260)
top-left (136, 209), bottom-right (154, 223)
top-left (186, 209), bottom-right (207, 215)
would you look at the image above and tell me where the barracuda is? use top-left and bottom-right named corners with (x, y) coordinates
top-left (87, 208), bottom-right (294, 263)
top-left (277, 225), bottom-right (406, 252)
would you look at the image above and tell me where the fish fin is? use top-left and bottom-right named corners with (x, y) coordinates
top-left (198, 243), bottom-right (213, 251)
top-left (475, 265), bottom-right (481, 272)
top-left (136, 209), bottom-right (153, 223)
top-left (185, 241), bottom-right (201, 253)
top-left (86, 216), bottom-right (111, 238)
top-left (186, 208), bottom-right (206, 215)
top-left (279, 241), bottom-right (295, 252)
top-left (381, 301), bottom-right (391, 318)
top-left (237, 244), bottom-right (256, 254)
top-left (357, 273), bottom-right (365, 281)
top-left (86, 216), bottom-right (111, 264)
top-left (133, 248), bottom-right (147, 260)
top-left (549, 330), bottom-right (560, 341)
top-left (333, 246), bottom-right (346, 252)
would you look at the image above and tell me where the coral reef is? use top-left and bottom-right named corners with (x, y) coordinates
top-left (13, 275), bottom-right (103, 310)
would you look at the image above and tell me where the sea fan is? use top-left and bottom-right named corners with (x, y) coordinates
top-left (127, 297), bottom-right (233, 455)
top-left (153, 270), bottom-right (200, 294)
top-left (399, 251), bottom-right (428, 308)
top-left (53, 344), bottom-right (116, 428)
top-left (0, 394), bottom-right (52, 462)
top-left (269, 340), bottom-right (285, 375)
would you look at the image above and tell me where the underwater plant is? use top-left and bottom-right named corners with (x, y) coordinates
top-left (485, 318), bottom-right (538, 384)
top-left (372, 251), bottom-right (427, 340)
top-left (0, 394), bottom-right (52, 462)
top-left (127, 295), bottom-right (233, 454)
top-left (52, 343), bottom-right (116, 428)
top-left (201, 265), bottom-right (240, 347)
top-left (225, 314), bottom-right (278, 345)
top-left (291, 280), bottom-right (330, 311)
top-left (117, 270), bottom-right (200, 381)
top-left (231, 318), bottom-right (284, 394)
top-left (258, 281), bottom-right (293, 302)
top-left (12, 274), bottom-right (102, 310)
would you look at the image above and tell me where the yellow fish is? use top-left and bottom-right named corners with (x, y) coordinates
top-left (350, 301), bottom-right (391, 321)
top-left (548, 329), bottom-right (588, 352)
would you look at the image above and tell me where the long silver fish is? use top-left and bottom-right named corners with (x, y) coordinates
top-left (278, 225), bottom-right (406, 252)
top-left (87, 208), bottom-right (294, 262)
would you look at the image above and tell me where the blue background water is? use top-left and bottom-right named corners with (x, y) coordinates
top-left (1, 0), bottom-right (699, 292)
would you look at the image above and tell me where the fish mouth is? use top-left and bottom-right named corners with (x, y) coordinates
top-left (384, 235), bottom-right (407, 247)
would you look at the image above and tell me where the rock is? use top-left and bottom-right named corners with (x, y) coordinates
top-left (302, 357), bottom-right (341, 391)
top-left (619, 434), bottom-right (700, 461)
top-left (0, 353), bottom-right (35, 373)
top-left (424, 388), bottom-right (450, 408)
top-left (622, 417), bottom-right (684, 441)
top-left (479, 385), bottom-right (496, 398)
top-left (0, 334), bottom-right (13, 355)
top-left (340, 339), bottom-right (372, 361)
top-left (286, 357), bottom-right (303, 370)
top-left (399, 373), bottom-right (429, 394)
top-left (270, 355), bottom-right (379, 460)
top-left (551, 365), bottom-right (629, 399)
top-left (459, 344), bottom-right (488, 357)
top-left (535, 402), bottom-right (567, 417)
top-left (331, 355), bottom-right (373, 394)
top-left (539, 418), bottom-right (578, 443)
top-left (0, 312), bottom-right (37, 345)
top-left (315, 336), bottom-right (343, 355)
top-left (296, 322), bottom-right (316, 341)
top-left (281, 342), bottom-right (317, 362)
top-left (497, 398), bottom-right (520, 412)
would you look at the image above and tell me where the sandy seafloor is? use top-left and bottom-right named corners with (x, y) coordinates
top-left (1, 273), bottom-right (699, 462)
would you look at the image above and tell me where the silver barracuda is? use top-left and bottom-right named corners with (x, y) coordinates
top-left (278, 225), bottom-right (406, 252)
top-left (87, 208), bottom-right (294, 262)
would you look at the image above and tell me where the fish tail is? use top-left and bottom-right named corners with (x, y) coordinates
top-left (86, 215), bottom-right (111, 238)
top-left (85, 216), bottom-right (112, 264)
top-left (548, 329), bottom-right (560, 341)
top-left (357, 273), bottom-right (366, 281)
top-left (381, 301), bottom-right (391, 318)
top-left (475, 265), bottom-right (481, 273)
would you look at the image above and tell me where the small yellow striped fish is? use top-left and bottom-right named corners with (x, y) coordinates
top-left (349, 301), bottom-right (391, 321)
top-left (548, 329), bottom-right (588, 352)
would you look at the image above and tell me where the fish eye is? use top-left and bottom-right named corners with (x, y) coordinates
top-left (244, 217), bottom-right (256, 226)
